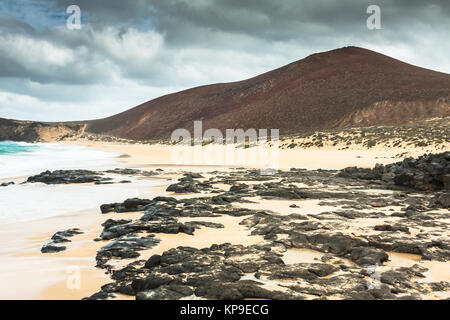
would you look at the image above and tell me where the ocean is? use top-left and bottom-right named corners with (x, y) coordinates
top-left (0, 141), bottom-right (164, 224)
top-left (0, 141), bottom-right (39, 155)
top-left (0, 141), bottom-right (120, 179)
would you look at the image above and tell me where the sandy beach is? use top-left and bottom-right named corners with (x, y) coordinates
top-left (0, 209), bottom-right (119, 300)
top-left (65, 140), bottom-right (448, 170)
top-left (0, 174), bottom-right (177, 299)
top-left (0, 140), bottom-right (448, 300)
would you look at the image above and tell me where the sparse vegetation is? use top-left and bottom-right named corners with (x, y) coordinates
top-left (280, 118), bottom-right (450, 151)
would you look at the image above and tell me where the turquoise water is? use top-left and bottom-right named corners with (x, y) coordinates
top-left (0, 141), bottom-right (39, 155)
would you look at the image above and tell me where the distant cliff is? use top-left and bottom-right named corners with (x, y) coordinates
top-left (0, 118), bottom-right (86, 142)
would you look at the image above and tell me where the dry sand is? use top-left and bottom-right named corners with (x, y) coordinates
top-left (65, 140), bottom-right (446, 171)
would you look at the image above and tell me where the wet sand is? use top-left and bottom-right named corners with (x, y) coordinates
top-left (0, 173), bottom-right (172, 299)
top-left (106, 215), bottom-right (265, 272)
top-left (0, 209), bottom-right (107, 299)
top-left (0, 209), bottom-right (148, 300)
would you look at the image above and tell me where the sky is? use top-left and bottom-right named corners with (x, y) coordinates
top-left (0, 0), bottom-right (449, 121)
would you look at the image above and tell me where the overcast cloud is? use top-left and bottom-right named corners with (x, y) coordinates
top-left (0, 0), bottom-right (449, 121)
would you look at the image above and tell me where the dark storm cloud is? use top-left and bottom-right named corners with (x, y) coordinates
top-left (39, 0), bottom-right (450, 43)
top-left (39, 0), bottom-right (156, 27)
top-left (147, 0), bottom-right (450, 46)
top-left (1, 0), bottom-right (449, 84)
top-left (0, 0), bottom-right (449, 121)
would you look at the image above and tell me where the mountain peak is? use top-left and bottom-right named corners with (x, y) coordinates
top-left (38, 47), bottom-right (450, 140)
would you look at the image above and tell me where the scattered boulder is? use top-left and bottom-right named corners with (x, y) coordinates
top-left (41, 228), bottom-right (83, 253)
top-left (229, 184), bottom-right (249, 193)
top-left (374, 225), bottom-right (409, 233)
top-left (100, 198), bottom-right (152, 214)
top-left (166, 176), bottom-right (198, 193)
top-left (41, 243), bottom-right (66, 253)
top-left (27, 170), bottom-right (109, 184)
top-left (51, 228), bottom-right (83, 243)
top-left (144, 254), bottom-right (162, 269)
top-left (338, 152), bottom-right (450, 191)
top-left (350, 247), bottom-right (389, 266)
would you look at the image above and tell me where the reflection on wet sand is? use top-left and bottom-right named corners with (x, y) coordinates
top-left (108, 215), bottom-right (265, 271)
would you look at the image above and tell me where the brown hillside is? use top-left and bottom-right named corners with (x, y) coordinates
top-left (85, 46), bottom-right (450, 140)
top-left (1, 46), bottom-right (449, 143)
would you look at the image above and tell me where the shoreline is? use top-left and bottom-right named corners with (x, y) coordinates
top-left (0, 178), bottom-right (178, 300)
top-left (0, 208), bottom-right (110, 300)
top-left (0, 148), bottom-right (177, 299)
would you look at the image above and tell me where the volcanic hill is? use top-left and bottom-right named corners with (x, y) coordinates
top-left (1, 46), bottom-right (449, 142)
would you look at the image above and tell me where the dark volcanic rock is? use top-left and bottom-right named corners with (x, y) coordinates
top-left (144, 254), bottom-right (162, 269)
top-left (41, 243), bottom-right (66, 253)
top-left (290, 232), bottom-right (368, 255)
top-left (99, 218), bottom-right (195, 241)
top-left (229, 184), bottom-right (250, 193)
top-left (337, 167), bottom-right (381, 180)
top-left (100, 203), bottom-right (119, 214)
top-left (374, 224), bottom-right (410, 234)
top-left (96, 235), bottom-right (160, 268)
top-left (41, 228), bottom-right (83, 253)
top-left (101, 219), bottom-right (132, 229)
top-left (100, 198), bottom-right (152, 214)
top-left (350, 247), bottom-right (389, 266)
top-left (27, 170), bottom-right (108, 184)
top-left (166, 176), bottom-right (205, 194)
top-left (257, 187), bottom-right (305, 199)
top-left (339, 152), bottom-right (450, 191)
top-left (136, 284), bottom-right (194, 300)
top-left (105, 168), bottom-right (161, 177)
top-left (307, 263), bottom-right (340, 277)
top-left (166, 182), bottom-right (198, 193)
top-left (77, 158), bottom-right (450, 300)
top-left (51, 228), bottom-right (83, 243)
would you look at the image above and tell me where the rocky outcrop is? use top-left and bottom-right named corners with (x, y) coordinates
top-left (339, 152), bottom-right (450, 191)
top-left (41, 228), bottom-right (83, 253)
top-left (0, 118), bottom-right (85, 142)
top-left (100, 198), bottom-right (152, 214)
top-left (27, 170), bottom-right (109, 185)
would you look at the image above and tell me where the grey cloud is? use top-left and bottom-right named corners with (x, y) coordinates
top-left (1, 0), bottom-right (449, 85)
top-left (146, 0), bottom-right (450, 44)
top-left (0, 0), bottom-right (449, 121)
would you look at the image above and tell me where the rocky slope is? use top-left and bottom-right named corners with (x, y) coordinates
top-left (0, 118), bottom-right (85, 142)
top-left (84, 46), bottom-right (450, 140)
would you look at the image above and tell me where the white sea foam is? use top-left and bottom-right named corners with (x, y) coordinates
top-left (0, 142), bottom-right (164, 224)
top-left (0, 178), bottom-right (164, 224)
top-left (0, 142), bottom-right (121, 179)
